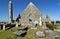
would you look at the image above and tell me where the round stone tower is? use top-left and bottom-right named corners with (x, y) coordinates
top-left (8, 1), bottom-right (13, 23)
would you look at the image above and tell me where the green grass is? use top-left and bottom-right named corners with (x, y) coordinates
top-left (0, 27), bottom-right (18, 39)
top-left (0, 26), bottom-right (54, 39)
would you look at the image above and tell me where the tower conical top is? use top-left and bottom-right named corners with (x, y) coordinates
top-left (9, 0), bottom-right (12, 3)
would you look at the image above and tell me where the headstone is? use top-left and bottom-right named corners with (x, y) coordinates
top-left (55, 29), bottom-right (60, 32)
top-left (56, 23), bottom-right (59, 25)
top-left (54, 26), bottom-right (60, 32)
top-left (16, 22), bottom-right (18, 27)
top-left (54, 21), bottom-right (56, 25)
top-left (3, 24), bottom-right (5, 30)
top-left (0, 26), bottom-right (1, 30)
top-left (31, 27), bottom-right (37, 30)
top-left (39, 17), bottom-right (42, 26)
top-left (42, 18), bottom-right (47, 29)
top-left (13, 30), bottom-right (26, 37)
top-left (44, 30), bottom-right (59, 38)
top-left (35, 31), bottom-right (45, 38)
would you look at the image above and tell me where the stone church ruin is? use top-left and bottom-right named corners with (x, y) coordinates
top-left (0, 1), bottom-right (51, 30)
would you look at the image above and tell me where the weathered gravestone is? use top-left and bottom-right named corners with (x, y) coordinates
top-left (3, 24), bottom-right (6, 30)
top-left (42, 18), bottom-right (47, 29)
top-left (35, 31), bottom-right (45, 38)
top-left (13, 30), bottom-right (27, 37)
top-left (0, 26), bottom-right (1, 30)
top-left (44, 30), bottom-right (59, 38)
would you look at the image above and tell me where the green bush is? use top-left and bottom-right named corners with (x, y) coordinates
top-left (46, 23), bottom-right (56, 30)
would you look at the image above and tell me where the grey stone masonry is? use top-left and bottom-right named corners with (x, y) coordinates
top-left (8, 1), bottom-right (13, 23)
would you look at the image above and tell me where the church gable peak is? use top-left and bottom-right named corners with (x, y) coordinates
top-left (29, 2), bottom-right (34, 5)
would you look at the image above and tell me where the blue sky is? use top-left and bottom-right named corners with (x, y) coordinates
top-left (0, 0), bottom-right (60, 22)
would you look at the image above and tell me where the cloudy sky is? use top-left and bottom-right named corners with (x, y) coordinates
top-left (0, 0), bottom-right (60, 22)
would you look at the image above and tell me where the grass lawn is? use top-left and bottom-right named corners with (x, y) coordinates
top-left (0, 26), bottom-right (53, 39)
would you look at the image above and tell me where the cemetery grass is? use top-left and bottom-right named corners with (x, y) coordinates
top-left (0, 26), bottom-right (53, 39)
